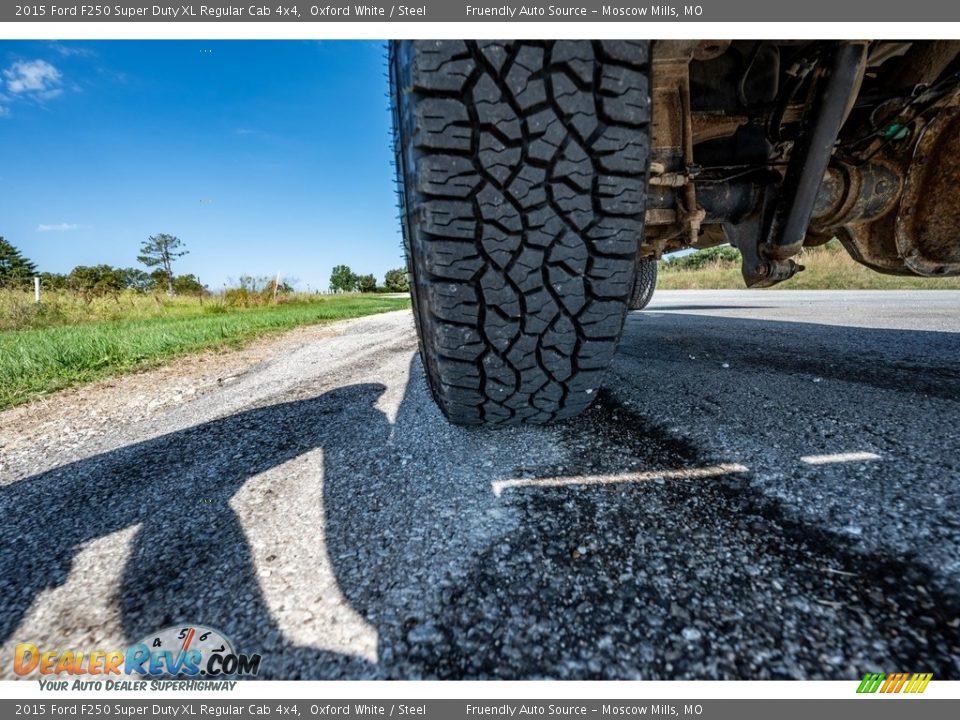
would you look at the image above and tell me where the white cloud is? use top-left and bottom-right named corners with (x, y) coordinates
top-left (35, 88), bottom-right (63, 101)
top-left (49, 42), bottom-right (95, 58)
top-left (4, 59), bottom-right (62, 95)
top-left (37, 223), bottom-right (83, 232)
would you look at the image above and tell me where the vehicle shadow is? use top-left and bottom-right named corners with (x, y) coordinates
top-left (0, 383), bottom-right (394, 678)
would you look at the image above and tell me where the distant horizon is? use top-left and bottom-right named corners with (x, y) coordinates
top-left (0, 40), bottom-right (405, 291)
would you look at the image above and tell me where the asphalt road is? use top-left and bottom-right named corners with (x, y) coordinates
top-left (1, 290), bottom-right (958, 680)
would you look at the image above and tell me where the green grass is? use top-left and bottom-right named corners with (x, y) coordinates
top-left (658, 241), bottom-right (960, 290)
top-left (0, 294), bottom-right (410, 409)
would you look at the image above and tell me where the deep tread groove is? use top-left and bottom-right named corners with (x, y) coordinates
top-left (392, 40), bottom-right (650, 425)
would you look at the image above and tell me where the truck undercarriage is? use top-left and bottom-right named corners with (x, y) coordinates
top-left (647, 40), bottom-right (960, 286)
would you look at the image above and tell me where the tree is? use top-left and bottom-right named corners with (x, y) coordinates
top-left (39, 271), bottom-right (69, 291)
top-left (68, 264), bottom-right (126, 299)
top-left (149, 269), bottom-right (172, 293)
top-left (172, 274), bottom-right (206, 295)
top-left (384, 267), bottom-right (410, 293)
top-left (329, 264), bottom-right (358, 293)
top-left (116, 267), bottom-right (152, 293)
top-left (0, 237), bottom-right (38, 288)
top-left (137, 233), bottom-right (188, 295)
top-left (357, 273), bottom-right (377, 293)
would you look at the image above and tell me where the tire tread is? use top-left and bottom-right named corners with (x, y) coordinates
top-left (392, 40), bottom-right (650, 425)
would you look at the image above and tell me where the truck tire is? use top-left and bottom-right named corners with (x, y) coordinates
top-left (628, 258), bottom-right (657, 310)
top-left (391, 40), bottom-right (651, 425)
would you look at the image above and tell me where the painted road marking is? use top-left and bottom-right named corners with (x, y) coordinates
top-left (492, 463), bottom-right (749, 497)
top-left (800, 452), bottom-right (881, 465)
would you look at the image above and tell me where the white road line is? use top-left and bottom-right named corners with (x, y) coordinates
top-left (491, 463), bottom-right (749, 497)
top-left (800, 452), bottom-right (882, 465)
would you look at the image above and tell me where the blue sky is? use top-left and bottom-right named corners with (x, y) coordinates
top-left (0, 40), bottom-right (404, 290)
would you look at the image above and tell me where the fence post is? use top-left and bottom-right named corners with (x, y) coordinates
top-left (34, 276), bottom-right (41, 304)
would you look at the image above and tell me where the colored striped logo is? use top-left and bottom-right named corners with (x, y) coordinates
top-left (857, 672), bottom-right (933, 694)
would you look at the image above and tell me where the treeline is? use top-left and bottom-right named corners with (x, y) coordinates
top-left (661, 245), bottom-right (741, 271)
top-left (1, 233), bottom-right (205, 298)
top-left (37, 266), bottom-right (205, 298)
top-left (329, 264), bottom-right (409, 293)
top-left (2, 234), bottom-right (412, 300)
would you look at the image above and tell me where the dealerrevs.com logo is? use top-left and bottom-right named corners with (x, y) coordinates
top-left (13, 624), bottom-right (261, 684)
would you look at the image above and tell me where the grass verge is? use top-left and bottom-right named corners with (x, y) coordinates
top-left (0, 295), bottom-right (410, 409)
top-left (658, 242), bottom-right (960, 290)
